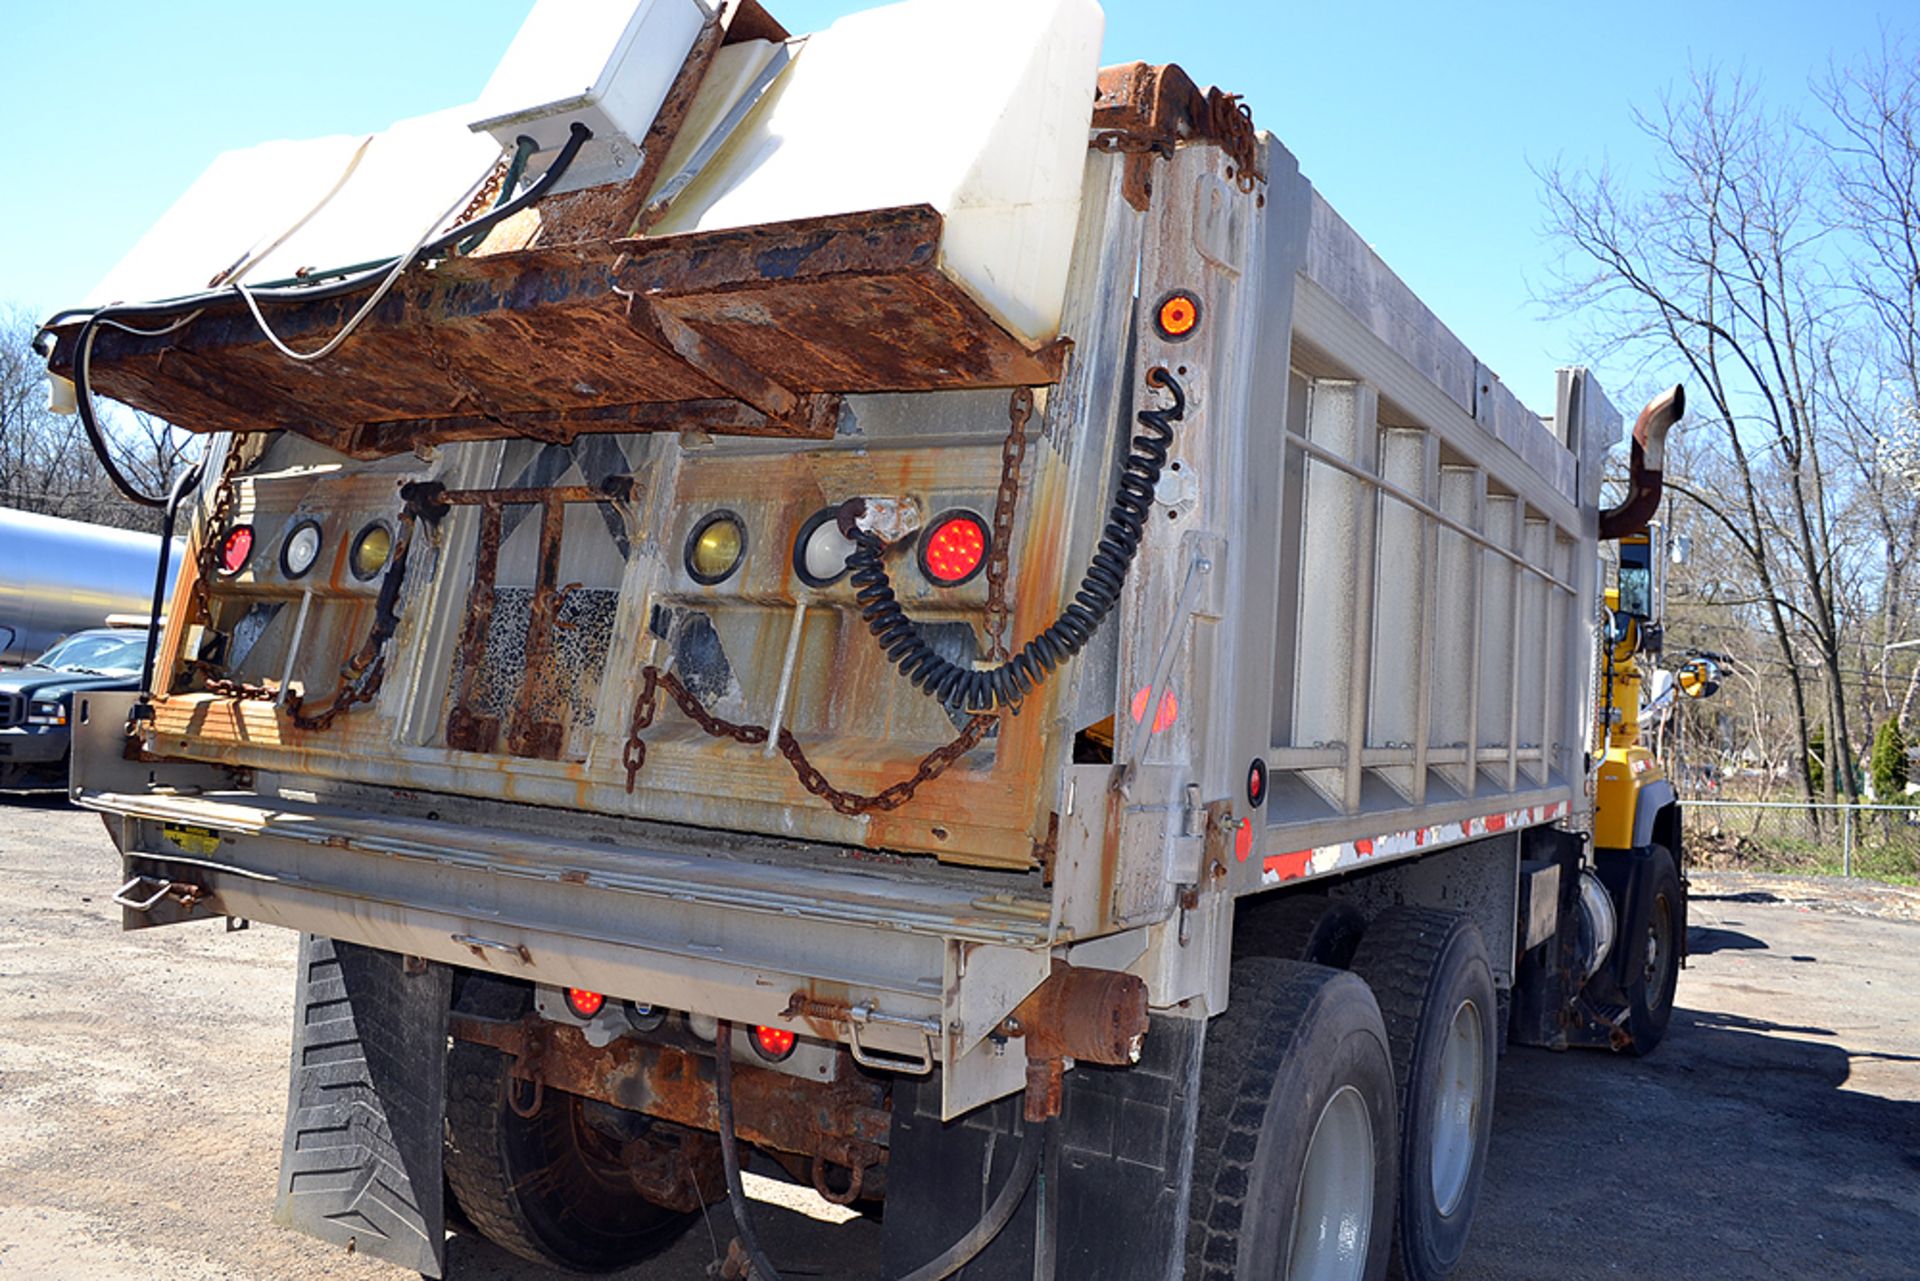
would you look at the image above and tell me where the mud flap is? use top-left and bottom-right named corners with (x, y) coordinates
top-left (883, 1012), bottom-right (1204, 1280)
top-left (273, 935), bottom-right (452, 1277)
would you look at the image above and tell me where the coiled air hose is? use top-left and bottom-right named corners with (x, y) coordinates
top-left (846, 367), bottom-right (1185, 712)
top-left (714, 1022), bottom-right (1043, 1281)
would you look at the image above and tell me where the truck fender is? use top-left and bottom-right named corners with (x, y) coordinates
top-left (1630, 779), bottom-right (1676, 850)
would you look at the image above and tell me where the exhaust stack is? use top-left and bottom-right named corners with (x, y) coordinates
top-left (1597, 384), bottom-right (1685, 541)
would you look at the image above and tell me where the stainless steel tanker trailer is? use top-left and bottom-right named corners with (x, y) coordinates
top-left (42, 1), bottom-right (1693, 1277)
top-left (0, 507), bottom-right (178, 664)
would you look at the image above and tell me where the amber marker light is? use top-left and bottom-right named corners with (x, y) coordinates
top-left (1155, 290), bottom-right (1201, 341)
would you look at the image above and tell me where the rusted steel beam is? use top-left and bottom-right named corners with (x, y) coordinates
top-left (506, 498), bottom-right (568, 760)
top-left (444, 504), bottom-right (504, 754)
top-left (451, 1015), bottom-right (892, 1165)
top-left (439, 485), bottom-right (614, 507)
top-left (1092, 61), bottom-right (1264, 211)
top-left (47, 205), bottom-right (1064, 458)
top-left (627, 296), bottom-right (804, 421)
top-left (345, 396), bottom-right (832, 456)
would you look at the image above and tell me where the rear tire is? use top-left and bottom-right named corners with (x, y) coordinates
top-left (444, 978), bottom-right (695, 1272)
top-left (1349, 908), bottom-right (1497, 1281)
top-left (1620, 844), bottom-right (1682, 1056)
top-left (1187, 957), bottom-right (1398, 1281)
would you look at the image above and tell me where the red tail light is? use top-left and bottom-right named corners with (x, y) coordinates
top-left (564, 987), bottom-right (605, 1019)
top-left (218, 525), bottom-right (254, 574)
top-left (752, 1024), bottom-right (797, 1062)
top-left (919, 511), bottom-right (988, 587)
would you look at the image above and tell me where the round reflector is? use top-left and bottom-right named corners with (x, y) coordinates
top-left (794, 507), bottom-right (856, 587)
top-left (686, 511), bottom-right (746, 585)
top-left (564, 987), bottom-right (605, 1019)
top-left (280, 520), bottom-right (323, 579)
top-left (752, 1024), bottom-right (797, 1062)
top-left (1155, 290), bottom-right (1201, 341)
top-left (918, 511), bottom-right (989, 587)
top-left (349, 522), bottom-right (393, 581)
top-left (218, 525), bottom-right (254, 574)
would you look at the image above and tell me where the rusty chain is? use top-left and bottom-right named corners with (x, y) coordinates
top-left (282, 509), bottom-right (422, 731)
top-left (453, 154), bottom-right (511, 230)
top-left (983, 387), bottom-right (1032, 663)
top-left (1206, 90), bottom-right (1264, 193)
top-left (621, 387), bottom-right (1040, 814)
top-left (187, 432), bottom-right (252, 645)
top-left (622, 665), bottom-right (995, 816)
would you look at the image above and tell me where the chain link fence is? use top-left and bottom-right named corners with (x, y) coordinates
top-left (1682, 800), bottom-right (1920, 885)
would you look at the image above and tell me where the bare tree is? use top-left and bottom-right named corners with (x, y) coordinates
top-left (0, 305), bottom-right (199, 532)
top-left (1819, 37), bottom-right (1920, 732)
top-left (1540, 67), bottom-right (1867, 802)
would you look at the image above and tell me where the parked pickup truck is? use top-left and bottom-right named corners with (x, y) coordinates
top-left (43, 1), bottom-right (1700, 1277)
top-left (0, 628), bottom-right (148, 791)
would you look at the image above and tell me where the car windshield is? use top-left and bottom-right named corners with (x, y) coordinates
top-left (31, 631), bottom-right (148, 676)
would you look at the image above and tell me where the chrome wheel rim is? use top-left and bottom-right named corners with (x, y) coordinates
top-left (1430, 998), bottom-right (1484, 1217)
top-left (1286, 1084), bottom-right (1374, 1281)
top-left (1645, 893), bottom-right (1673, 1009)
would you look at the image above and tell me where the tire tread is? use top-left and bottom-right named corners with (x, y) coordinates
top-left (1186, 957), bottom-right (1364, 1280)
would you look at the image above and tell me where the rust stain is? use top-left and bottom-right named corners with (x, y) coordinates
top-left (451, 1015), bottom-right (890, 1162)
top-left (46, 207), bottom-right (1064, 461)
top-left (1091, 61), bottom-right (1265, 211)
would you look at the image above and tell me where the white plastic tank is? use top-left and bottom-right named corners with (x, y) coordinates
top-left (85, 105), bottom-right (501, 307)
top-left (651, 0), bottom-right (1106, 347)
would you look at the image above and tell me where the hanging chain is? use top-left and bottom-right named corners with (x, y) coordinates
top-left (984, 387), bottom-right (1032, 663)
top-left (284, 508), bottom-right (423, 731)
top-left (453, 154), bottom-right (511, 228)
top-left (623, 387), bottom-right (1037, 812)
top-left (623, 665), bottom-right (994, 815)
top-left (188, 432), bottom-right (253, 637)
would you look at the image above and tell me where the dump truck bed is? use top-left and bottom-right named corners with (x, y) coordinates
top-left (62, 34), bottom-right (1614, 1118)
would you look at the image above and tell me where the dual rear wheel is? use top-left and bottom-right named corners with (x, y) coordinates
top-left (1194, 906), bottom-right (1497, 1281)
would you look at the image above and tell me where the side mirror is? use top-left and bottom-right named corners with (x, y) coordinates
top-left (1671, 533), bottom-right (1692, 566)
top-left (1676, 657), bottom-right (1720, 700)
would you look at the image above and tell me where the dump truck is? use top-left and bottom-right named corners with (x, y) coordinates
top-left (39, 1), bottom-right (1699, 1277)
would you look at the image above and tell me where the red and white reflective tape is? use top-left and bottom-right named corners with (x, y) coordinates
top-left (1258, 799), bottom-right (1572, 886)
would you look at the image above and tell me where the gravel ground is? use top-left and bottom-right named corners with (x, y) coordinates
top-left (2, 798), bottom-right (1916, 1280)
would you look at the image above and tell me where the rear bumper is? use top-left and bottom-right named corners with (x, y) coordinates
top-left (74, 688), bottom-right (1054, 1120)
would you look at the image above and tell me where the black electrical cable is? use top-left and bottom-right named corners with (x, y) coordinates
top-left (846, 367), bottom-right (1185, 712)
top-left (713, 1021), bottom-right (1043, 1281)
top-left (50, 124), bottom-right (593, 507)
top-left (136, 463), bottom-right (203, 702)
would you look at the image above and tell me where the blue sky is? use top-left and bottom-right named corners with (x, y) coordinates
top-left (0, 0), bottom-right (1901, 414)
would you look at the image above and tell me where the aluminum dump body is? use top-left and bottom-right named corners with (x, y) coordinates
top-left (61, 36), bottom-right (1618, 1117)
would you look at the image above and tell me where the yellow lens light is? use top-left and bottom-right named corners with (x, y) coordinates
top-left (350, 523), bottom-right (393, 580)
top-left (687, 513), bottom-right (745, 585)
